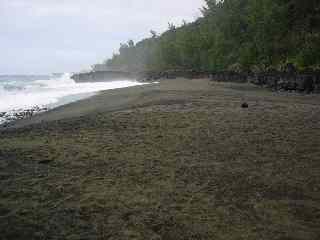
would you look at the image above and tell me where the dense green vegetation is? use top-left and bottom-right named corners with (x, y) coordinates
top-left (99, 0), bottom-right (320, 72)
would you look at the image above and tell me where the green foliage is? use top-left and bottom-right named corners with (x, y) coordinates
top-left (103, 0), bottom-right (320, 72)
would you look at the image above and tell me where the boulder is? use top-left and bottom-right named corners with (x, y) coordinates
top-left (210, 71), bottom-right (248, 83)
top-left (241, 102), bottom-right (249, 108)
top-left (314, 71), bottom-right (320, 93)
top-left (283, 63), bottom-right (297, 74)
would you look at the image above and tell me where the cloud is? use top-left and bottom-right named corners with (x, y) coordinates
top-left (0, 0), bottom-right (204, 74)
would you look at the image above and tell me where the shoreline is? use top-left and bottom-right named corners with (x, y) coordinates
top-left (3, 78), bottom-right (210, 129)
top-left (0, 92), bottom-right (96, 126)
top-left (3, 77), bottom-right (320, 130)
top-left (0, 79), bottom-right (148, 129)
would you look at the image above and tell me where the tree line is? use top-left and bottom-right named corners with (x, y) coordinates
top-left (96, 0), bottom-right (320, 73)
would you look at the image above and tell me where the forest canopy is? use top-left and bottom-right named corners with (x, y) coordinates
top-left (97, 0), bottom-right (320, 72)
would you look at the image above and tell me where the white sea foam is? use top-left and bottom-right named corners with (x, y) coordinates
top-left (0, 73), bottom-right (144, 113)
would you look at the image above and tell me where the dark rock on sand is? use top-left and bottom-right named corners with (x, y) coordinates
top-left (241, 102), bottom-right (249, 108)
top-left (0, 106), bottom-right (48, 125)
top-left (38, 160), bottom-right (54, 164)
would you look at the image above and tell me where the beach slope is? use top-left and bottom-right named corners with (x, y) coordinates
top-left (1, 78), bottom-right (320, 239)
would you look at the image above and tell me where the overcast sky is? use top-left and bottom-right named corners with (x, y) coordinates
top-left (0, 0), bottom-right (204, 74)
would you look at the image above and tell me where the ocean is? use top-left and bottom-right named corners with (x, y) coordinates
top-left (0, 73), bottom-right (144, 124)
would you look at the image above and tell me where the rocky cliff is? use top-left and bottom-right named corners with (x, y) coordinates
top-left (71, 71), bottom-right (135, 83)
top-left (210, 69), bottom-right (320, 94)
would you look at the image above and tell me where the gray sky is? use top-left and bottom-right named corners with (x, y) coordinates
top-left (0, 0), bottom-right (204, 74)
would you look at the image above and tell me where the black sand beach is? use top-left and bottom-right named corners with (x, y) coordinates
top-left (1, 78), bottom-right (320, 239)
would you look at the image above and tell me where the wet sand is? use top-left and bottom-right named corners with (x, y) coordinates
top-left (1, 78), bottom-right (320, 239)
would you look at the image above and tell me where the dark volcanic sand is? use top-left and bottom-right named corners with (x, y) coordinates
top-left (0, 79), bottom-right (320, 239)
